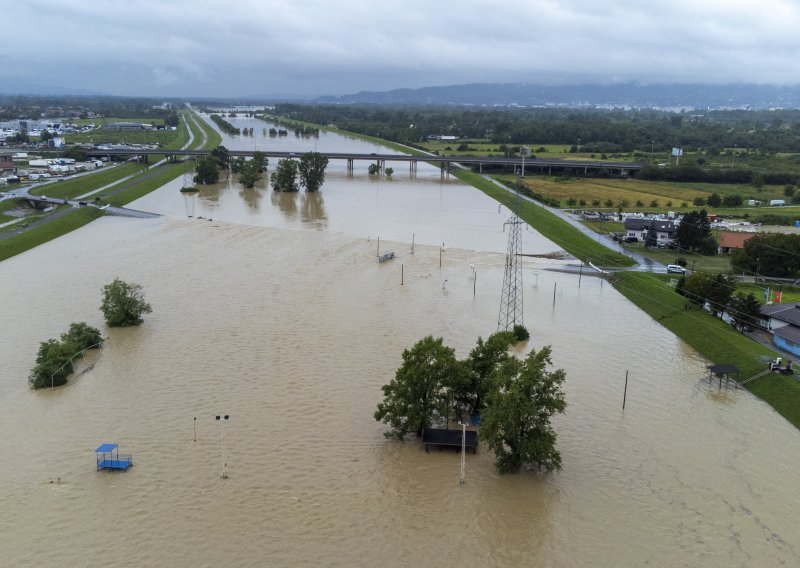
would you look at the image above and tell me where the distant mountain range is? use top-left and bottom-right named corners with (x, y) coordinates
top-left (315, 82), bottom-right (800, 110)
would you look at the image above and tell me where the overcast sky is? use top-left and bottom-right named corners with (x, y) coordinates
top-left (4, 0), bottom-right (800, 98)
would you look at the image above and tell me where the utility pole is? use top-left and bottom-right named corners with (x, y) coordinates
top-left (215, 414), bottom-right (230, 479)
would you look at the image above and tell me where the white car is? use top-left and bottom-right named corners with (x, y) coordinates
top-left (666, 264), bottom-right (686, 274)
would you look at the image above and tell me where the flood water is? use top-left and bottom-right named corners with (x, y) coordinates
top-left (0, 115), bottom-right (799, 567)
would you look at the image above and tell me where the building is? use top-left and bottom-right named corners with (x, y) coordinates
top-left (0, 155), bottom-right (15, 176)
top-left (623, 218), bottom-right (676, 243)
top-left (760, 303), bottom-right (800, 357)
top-left (105, 122), bottom-right (155, 131)
top-left (718, 231), bottom-right (756, 254)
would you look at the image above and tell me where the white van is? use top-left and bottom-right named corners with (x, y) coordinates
top-left (666, 264), bottom-right (686, 274)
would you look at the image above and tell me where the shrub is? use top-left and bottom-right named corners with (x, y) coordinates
top-left (100, 279), bottom-right (153, 327)
top-left (29, 322), bottom-right (102, 389)
top-left (513, 324), bottom-right (530, 341)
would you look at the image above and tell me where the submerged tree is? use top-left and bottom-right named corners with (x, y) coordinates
top-left (374, 336), bottom-right (462, 439)
top-left (455, 331), bottom-right (515, 417)
top-left (298, 152), bottom-right (329, 192)
top-left (29, 322), bottom-right (102, 389)
top-left (481, 345), bottom-right (567, 473)
top-left (100, 279), bottom-right (153, 327)
top-left (194, 156), bottom-right (220, 185)
top-left (271, 159), bottom-right (299, 192)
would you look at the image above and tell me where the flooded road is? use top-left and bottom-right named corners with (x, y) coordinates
top-left (0, 115), bottom-right (798, 567)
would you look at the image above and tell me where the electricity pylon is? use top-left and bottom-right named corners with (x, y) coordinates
top-left (497, 146), bottom-right (529, 332)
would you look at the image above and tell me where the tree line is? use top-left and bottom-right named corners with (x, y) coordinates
top-left (193, 145), bottom-right (329, 191)
top-left (273, 104), bottom-right (800, 155)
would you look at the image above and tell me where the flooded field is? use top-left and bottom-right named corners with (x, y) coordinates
top-left (0, 115), bottom-right (798, 566)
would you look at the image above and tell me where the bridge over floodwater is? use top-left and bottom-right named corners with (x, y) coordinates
top-left (83, 148), bottom-right (643, 177)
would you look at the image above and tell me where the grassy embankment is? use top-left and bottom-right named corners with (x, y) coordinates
top-left (612, 271), bottom-right (800, 429)
top-left (0, 109), bottom-right (216, 262)
top-left (29, 163), bottom-right (141, 200)
top-left (265, 114), bottom-right (633, 267)
top-left (0, 207), bottom-right (103, 262)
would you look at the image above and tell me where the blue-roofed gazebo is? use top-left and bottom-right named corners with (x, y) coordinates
top-left (95, 443), bottom-right (133, 471)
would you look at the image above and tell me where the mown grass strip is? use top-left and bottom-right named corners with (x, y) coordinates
top-left (0, 208), bottom-right (103, 262)
top-left (611, 271), bottom-right (800, 428)
top-left (107, 162), bottom-right (193, 207)
top-left (30, 163), bottom-right (141, 200)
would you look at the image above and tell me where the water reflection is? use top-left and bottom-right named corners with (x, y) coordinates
top-left (238, 187), bottom-right (261, 211)
top-left (182, 192), bottom-right (196, 217)
top-left (271, 190), bottom-right (299, 219)
top-left (300, 191), bottom-right (327, 228)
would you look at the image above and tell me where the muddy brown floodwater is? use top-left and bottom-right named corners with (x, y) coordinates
top-left (0, 115), bottom-right (798, 567)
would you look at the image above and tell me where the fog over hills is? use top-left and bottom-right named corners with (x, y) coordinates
top-left (315, 83), bottom-right (800, 110)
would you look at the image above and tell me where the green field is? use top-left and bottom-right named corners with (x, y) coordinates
top-left (611, 271), bottom-right (800, 429)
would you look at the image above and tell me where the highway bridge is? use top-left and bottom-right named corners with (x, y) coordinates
top-left (83, 148), bottom-right (643, 177)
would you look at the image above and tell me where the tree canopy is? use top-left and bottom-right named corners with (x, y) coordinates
top-left (271, 158), bottom-right (299, 192)
top-left (679, 271), bottom-right (736, 315)
top-left (194, 156), bottom-right (220, 185)
top-left (480, 345), bottom-right (567, 473)
top-left (29, 322), bottom-right (102, 389)
top-left (728, 292), bottom-right (762, 331)
top-left (675, 209), bottom-right (713, 253)
top-left (375, 333), bottom-right (567, 474)
top-left (100, 278), bottom-right (153, 327)
top-left (644, 220), bottom-right (658, 247)
top-left (298, 152), bottom-right (329, 192)
top-left (731, 233), bottom-right (800, 278)
top-left (374, 336), bottom-right (461, 439)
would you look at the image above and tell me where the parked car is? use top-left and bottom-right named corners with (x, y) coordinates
top-left (666, 264), bottom-right (686, 274)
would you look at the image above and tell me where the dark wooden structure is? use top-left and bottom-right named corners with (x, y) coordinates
top-left (422, 428), bottom-right (477, 454)
top-left (707, 363), bottom-right (739, 388)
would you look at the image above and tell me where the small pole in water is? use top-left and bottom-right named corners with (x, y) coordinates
top-left (215, 414), bottom-right (230, 479)
top-left (377, 236), bottom-right (380, 258)
top-left (401, 264), bottom-right (404, 286)
top-left (553, 282), bottom-right (557, 307)
top-left (579, 261), bottom-right (583, 288)
top-left (193, 416), bottom-right (197, 442)
top-left (473, 270), bottom-right (477, 296)
top-left (439, 246), bottom-right (442, 268)
top-left (623, 370), bottom-right (629, 410)
top-left (460, 422), bottom-right (466, 485)
top-left (412, 233), bottom-right (415, 255)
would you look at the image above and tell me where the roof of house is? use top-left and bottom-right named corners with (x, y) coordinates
top-left (718, 231), bottom-right (756, 249)
top-left (774, 324), bottom-right (800, 345)
top-left (624, 218), bottom-right (675, 232)
top-left (761, 303), bottom-right (800, 326)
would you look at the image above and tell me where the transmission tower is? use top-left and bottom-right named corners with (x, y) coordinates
top-left (497, 212), bottom-right (524, 331)
top-left (497, 146), bottom-right (529, 332)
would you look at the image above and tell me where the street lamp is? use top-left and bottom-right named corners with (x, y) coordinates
top-left (650, 140), bottom-right (655, 164)
top-left (520, 145), bottom-right (530, 180)
top-left (215, 414), bottom-right (230, 479)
